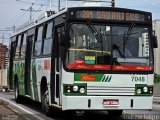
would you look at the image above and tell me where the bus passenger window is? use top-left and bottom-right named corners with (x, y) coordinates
top-left (43, 22), bottom-right (53, 55)
top-left (20, 33), bottom-right (27, 58)
top-left (15, 35), bottom-right (21, 58)
top-left (11, 37), bottom-right (17, 58)
top-left (34, 26), bottom-right (43, 56)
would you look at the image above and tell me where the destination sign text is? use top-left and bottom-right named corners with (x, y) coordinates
top-left (76, 10), bottom-right (145, 22)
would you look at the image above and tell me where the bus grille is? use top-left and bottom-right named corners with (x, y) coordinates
top-left (87, 86), bottom-right (135, 96)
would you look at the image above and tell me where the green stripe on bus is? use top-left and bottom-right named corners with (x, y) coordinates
top-left (74, 73), bottom-right (112, 82)
top-left (74, 73), bottom-right (104, 82)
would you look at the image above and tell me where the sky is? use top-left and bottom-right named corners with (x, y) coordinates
top-left (0, 0), bottom-right (160, 45)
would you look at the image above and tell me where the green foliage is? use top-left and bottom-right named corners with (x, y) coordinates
top-left (154, 73), bottom-right (160, 83)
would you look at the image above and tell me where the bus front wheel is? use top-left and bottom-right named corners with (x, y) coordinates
top-left (41, 88), bottom-right (52, 116)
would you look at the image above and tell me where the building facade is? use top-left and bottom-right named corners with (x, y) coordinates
top-left (0, 43), bottom-right (8, 69)
top-left (153, 20), bottom-right (160, 74)
top-left (0, 43), bottom-right (8, 89)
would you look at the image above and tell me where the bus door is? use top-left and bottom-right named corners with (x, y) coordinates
top-left (51, 26), bottom-right (64, 104)
top-left (9, 37), bottom-right (17, 89)
top-left (24, 28), bottom-right (35, 97)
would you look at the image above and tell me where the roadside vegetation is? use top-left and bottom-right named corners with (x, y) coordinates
top-left (154, 73), bottom-right (160, 83)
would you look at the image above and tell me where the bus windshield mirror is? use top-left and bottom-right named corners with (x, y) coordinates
top-left (153, 35), bottom-right (158, 48)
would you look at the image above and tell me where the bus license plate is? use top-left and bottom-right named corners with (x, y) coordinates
top-left (103, 99), bottom-right (119, 106)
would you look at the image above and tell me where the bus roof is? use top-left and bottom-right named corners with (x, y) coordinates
top-left (11, 6), bottom-right (152, 38)
top-left (11, 8), bottom-right (67, 37)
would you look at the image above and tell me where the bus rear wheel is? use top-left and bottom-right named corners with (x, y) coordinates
top-left (108, 110), bottom-right (123, 118)
top-left (41, 88), bottom-right (52, 116)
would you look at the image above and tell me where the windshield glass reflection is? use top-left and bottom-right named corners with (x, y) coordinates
top-left (66, 23), bottom-right (153, 71)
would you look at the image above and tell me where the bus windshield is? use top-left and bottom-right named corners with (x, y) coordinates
top-left (66, 23), bottom-right (153, 71)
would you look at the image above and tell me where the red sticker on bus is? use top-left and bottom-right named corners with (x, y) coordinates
top-left (44, 59), bottom-right (51, 70)
top-left (103, 99), bottom-right (119, 106)
top-left (81, 74), bottom-right (95, 81)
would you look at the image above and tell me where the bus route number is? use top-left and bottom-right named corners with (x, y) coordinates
top-left (132, 75), bottom-right (145, 82)
top-left (82, 11), bottom-right (93, 18)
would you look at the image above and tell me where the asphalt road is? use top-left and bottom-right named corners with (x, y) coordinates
top-left (0, 92), bottom-right (160, 120)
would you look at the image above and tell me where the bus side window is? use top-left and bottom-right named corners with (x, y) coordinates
top-left (43, 21), bottom-right (53, 55)
top-left (20, 33), bottom-right (27, 58)
top-left (15, 35), bottom-right (21, 58)
top-left (11, 37), bottom-right (17, 58)
top-left (34, 25), bottom-right (43, 56)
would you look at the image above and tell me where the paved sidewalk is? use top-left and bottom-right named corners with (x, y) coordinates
top-left (0, 97), bottom-right (45, 120)
top-left (153, 96), bottom-right (160, 104)
top-left (0, 99), bottom-right (25, 120)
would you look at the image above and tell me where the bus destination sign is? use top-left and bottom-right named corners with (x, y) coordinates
top-left (76, 10), bottom-right (146, 22)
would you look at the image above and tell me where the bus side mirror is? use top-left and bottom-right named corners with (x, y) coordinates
top-left (152, 30), bottom-right (158, 48)
top-left (153, 35), bottom-right (158, 48)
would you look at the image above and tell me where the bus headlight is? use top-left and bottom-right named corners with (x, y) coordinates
top-left (73, 86), bottom-right (78, 92)
top-left (143, 87), bottom-right (148, 93)
top-left (63, 84), bottom-right (87, 95)
top-left (135, 84), bottom-right (153, 96)
top-left (137, 89), bottom-right (142, 94)
top-left (79, 88), bottom-right (85, 93)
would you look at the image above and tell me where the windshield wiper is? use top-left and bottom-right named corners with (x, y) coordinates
top-left (123, 23), bottom-right (135, 52)
top-left (87, 22), bottom-right (104, 54)
top-left (123, 23), bottom-right (135, 45)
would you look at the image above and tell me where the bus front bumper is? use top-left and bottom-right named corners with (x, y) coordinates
top-left (62, 96), bottom-right (153, 110)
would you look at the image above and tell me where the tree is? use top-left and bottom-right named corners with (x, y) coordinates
top-left (154, 73), bottom-right (160, 83)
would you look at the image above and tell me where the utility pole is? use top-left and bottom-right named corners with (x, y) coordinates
top-left (111, 0), bottom-right (115, 7)
top-left (49, 0), bottom-right (52, 11)
top-left (21, 6), bottom-right (41, 20)
top-left (58, 0), bottom-right (60, 11)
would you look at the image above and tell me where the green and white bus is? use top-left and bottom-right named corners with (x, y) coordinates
top-left (8, 6), bottom-right (157, 117)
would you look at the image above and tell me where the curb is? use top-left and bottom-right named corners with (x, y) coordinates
top-left (153, 100), bottom-right (160, 105)
top-left (0, 98), bottom-right (25, 120)
top-left (0, 99), bottom-right (9, 105)
top-left (0, 97), bottom-right (45, 120)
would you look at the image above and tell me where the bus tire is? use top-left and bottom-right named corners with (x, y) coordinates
top-left (41, 87), bottom-right (52, 116)
top-left (15, 79), bottom-right (22, 103)
top-left (108, 110), bottom-right (123, 118)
